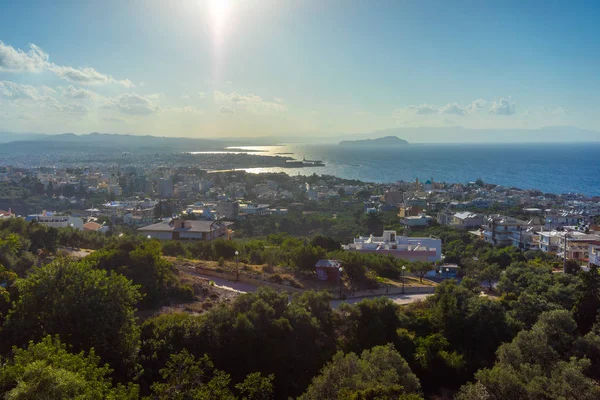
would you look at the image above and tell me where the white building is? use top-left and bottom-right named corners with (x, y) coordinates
top-left (239, 203), bottom-right (270, 216)
top-left (483, 216), bottom-right (531, 247)
top-left (510, 226), bottom-right (541, 250)
top-left (538, 231), bottom-right (562, 253)
top-left (25, 213), bottom-right (84, 230)
top-left (343, 230), bottom-right (442, 262)
top-left (558, 232), bottom-right (600, 262)
top-left (402, 214), bottom-right (432, 227)
top-left (450, 212), bottom-right (483, 229)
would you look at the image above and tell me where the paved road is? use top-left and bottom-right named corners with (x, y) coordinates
top-left (181, 268), bottom-right (431, 308)
top-left (330, 293), bottom-right (431, 308)
top-left (58, 247), bottom-right (94, 258)
top-left (181, 268), bottom-right (258, 293)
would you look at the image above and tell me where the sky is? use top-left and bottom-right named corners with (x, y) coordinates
top-left (0, 0), bottom-right (599, 139)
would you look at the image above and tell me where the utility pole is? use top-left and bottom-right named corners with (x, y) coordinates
top-left (563, 231), bottom-right (568, 273)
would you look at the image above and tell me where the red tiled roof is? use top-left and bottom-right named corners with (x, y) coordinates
top-left (83, 221), bottom-right (103, 231)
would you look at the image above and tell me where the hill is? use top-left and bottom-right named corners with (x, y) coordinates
top-left (339, 136), bottom-right (409, 146)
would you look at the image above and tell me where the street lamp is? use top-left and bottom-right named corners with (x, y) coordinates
top-left (147, 235), bottom-right (151, 240)
top-left (445, 267), bottom-right (450, 279)
top-left (402, 265), bottom-right (406, 294)
top-left (338, 266), bottom-right (343, 300)
top-left (235, 250), bottom-right (239, 281)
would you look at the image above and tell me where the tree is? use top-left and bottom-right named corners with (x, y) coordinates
top-left (0, 336), bottom-right (138, 399)
top-left (365, 212), bottom-right (383, 234)
top-left (299, 344), bottom-right (421, 400)
top-left (32, 181), bottom-right (45, 195)
top-left (337, 297), bottom-right (402, 353)
top-left (86, 239), bottom-right (191, 309)
top-left (2, 259), bottom-right (142, 379)
top-left (573, 264), bottom-right (600, 334)
top-left (310, 235), bottom-right (341, 252)
top-left (46, 181), bottom-right (54, 197)
top-left (150, 350), bottom-right (235, 400)
top-left (235, 372), bottom-right (275, 400)
top-left (457, 310), bottom-right (600, 400)
top-left (564, 259), bottom-right (582, 275)
top-left (480, 263), bottom-right (500, 292)
top-left (411, 262), bottom-right (433, 283)
top-left (62, 184), bottom-right (75, 198)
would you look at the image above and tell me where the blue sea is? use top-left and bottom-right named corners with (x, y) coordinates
top-left (218, 143), bottom-right (600, 196)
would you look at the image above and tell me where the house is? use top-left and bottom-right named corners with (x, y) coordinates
top-left (436, 210), bottom-right (453, 226)
top-left (315, 259), bottom-right (342, 282)
top-left (0, 209), bottom-right (15, 218)
top-left (138, 218), bottom-right (230, 241)
top-left (383, 190), bottom-right (404, 205)
top-left (216, 200), bottom-right (239, 219)
top-left (343, 230), bottom-right (442, 262)
top-left (483, 216), bottom-right (531, 247)
top-left (450, 212), bottom-right (483, 229)
top-left (511, 226), bottom-right (541, 250)
top-left (83, 221), bottom-right (109, 233)
top-left (402, 214), bottom-right (432, 227)
top-left (589, 242), bottom-right (600, 268)
top-left (538, 230), bottom-right (562, 253)
top-left (25, 213), bottom-right (84, 230)
top-left (545, 211), bottom-right (586, 230)
top-left (558, 232), bottom-right (600, 262)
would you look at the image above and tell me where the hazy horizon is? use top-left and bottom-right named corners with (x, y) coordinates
top-left (2, 125), bottom-right (600, 145)
top-left (1, 1), bottom-right (599, 140)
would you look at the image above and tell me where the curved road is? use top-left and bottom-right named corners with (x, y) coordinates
top-left (181, 268), bottom-right (431, 308)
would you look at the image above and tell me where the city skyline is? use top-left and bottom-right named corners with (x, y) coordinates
top-left (1, 0), bottom-right (599, 139)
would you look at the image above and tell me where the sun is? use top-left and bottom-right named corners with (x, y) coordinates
top-left (209, 0), bottom-right (233, 37)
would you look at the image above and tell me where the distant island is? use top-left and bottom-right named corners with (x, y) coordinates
top-left (339, 136), bottom-right (410, 146)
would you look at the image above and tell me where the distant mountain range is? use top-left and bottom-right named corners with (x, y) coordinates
top-left (0, 132), bottom-right (249, 154)
top-left (0, 126), bottom-right (599, 154)
top-left (320, 126), bottom-right (600, 144)
top-left (339, 136), bottom-right (409, 146)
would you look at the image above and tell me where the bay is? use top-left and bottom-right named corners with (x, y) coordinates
top-left (224, 143), bottom-right (600, 196)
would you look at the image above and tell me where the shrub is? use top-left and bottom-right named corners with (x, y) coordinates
top-left (217, 257), bottom-right (225, 267)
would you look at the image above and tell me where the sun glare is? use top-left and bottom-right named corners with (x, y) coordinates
top-left (209, 0), bottom-right (232, 37)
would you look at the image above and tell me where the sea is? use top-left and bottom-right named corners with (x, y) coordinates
top-left (200, 143), bottom-right (600, 197)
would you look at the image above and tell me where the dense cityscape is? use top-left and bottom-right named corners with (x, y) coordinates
top-left (1, 138), bottom-right (600, 398)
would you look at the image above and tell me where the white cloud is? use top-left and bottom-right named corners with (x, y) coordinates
top-left (50, 102), bottom-right (89, 114)
top-left (440, 102), bottom-right (466, 116)
top-left (103, 116), bottom-right (126, 123)
top-left (0, 41), bottom-right (48, 72)
top-left (48, 65), bottom-right (134, 87)
top-left (220, 106), bottom-right (235, 114)
top-left (62, 85), bottom-right (96, 99)
top-left (105, 93), bottom-right (159, 115)
top-left (0, 81), bottom-right (90, 115)
top-left (489, 97), bottom-right (516, 115)
top-left (214, 91), bottom-right (287, 114)
top-left (406, 104), bottom-right (438, 115)
top-left (167, 105), bottom-right (205, 114)
top-left (401, 98), bottom-right (496, 117)
top-left (0, 81), bottom-right (53, 101)
top-left (466, 99), bottom-right (486, 113)
top-left (181, 106), bottom-right (204, 114)
top-left (0, 40), bottom-right (133, 87)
